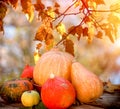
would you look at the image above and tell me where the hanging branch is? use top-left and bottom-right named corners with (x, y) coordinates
top-left (56, 15), bottom-right (88, 46)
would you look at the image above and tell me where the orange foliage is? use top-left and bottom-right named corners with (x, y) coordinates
top-left (0, 0), bottom-right (120, 55)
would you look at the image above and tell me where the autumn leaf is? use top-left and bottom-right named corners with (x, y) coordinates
top-left (103, 24), bottom-right (115, 43)
top-left (96, 31), bottom-right (103, 39)
top-left (108, 13), bottom-right (120, 25)
top-left (110, 1), bottom-right (120, 13)
top-left (68, 25), bottom-right (83, 40)
top-left (74, 0), bottom-right (81, 8)
top-left (0, 2), bottom-right (7, 20)
top-left (75, 25), bottom-right (83, 40)
top-left (87, 22), bottom-right (95, 43)
top-left (34, 0), bottom-right (45, 18)
top-left (0, 2), bottom-right (7, 32)
top-left (88, 1), bottom-right (97, 10)
top-left (68, 26), bottom-right (76, 35)
top-left (89, 0), bottom-right (105, 5)
top-left (104, 80), bottom-right (120, 93)
top-left (34, 49), bottom-right (41, 64)
top-left (63, 39), bottom-right (74, 56)
top-left (20, 0), bottom-right (34, 22)
top-left (83, 27), bottom-right (88, 37)
top-left (35, 17), bottom-right (54, 49)
top-left (0, 20), bottom-right (3, 32)
top-left (46, 7), bottom-right (55, 19)
top-left (56, 23), bottom-right (66, 35)
top-left (8, 0), bottom-right (18, 8)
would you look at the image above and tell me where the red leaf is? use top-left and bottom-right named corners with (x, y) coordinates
top-left (83, 27), bottom-right (88, 37)
top-left (63, 39), bottom-right (74, 56)
top-left (8, 0), bottom-right (18, 8)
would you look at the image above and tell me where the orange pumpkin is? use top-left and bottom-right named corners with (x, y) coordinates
top-left (71, 61), bottom-right (103, 103)
top-left (41, 74), bottom-right (76, 109)
top-left (33, 48), bottom-right (74, 86)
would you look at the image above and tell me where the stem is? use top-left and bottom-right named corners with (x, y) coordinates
top-left (53, 0), bottom-right (78, 22)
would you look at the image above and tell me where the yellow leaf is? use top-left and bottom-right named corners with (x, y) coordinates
top-left (87, 22), bottom-right (95, 43)
top-left (56, 23), bottom-right (66, 35)
top-left (21, 0), bottom-right (34, 22)
top-left (74, 0), bottom-right (81, 8)
top-left (34, 49), bottom-right (41, 64)
top-left (88, 1), bottom-right (97, 10)
top-left (47, 7), bottom-right (55, 19)
top-left (110, 1), bottom-right (120, 13)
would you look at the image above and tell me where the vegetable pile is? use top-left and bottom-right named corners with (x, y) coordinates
top-left (0, 48), bottom-right (103, 109)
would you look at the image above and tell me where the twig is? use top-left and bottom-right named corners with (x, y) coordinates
top-left (53, 0), bottom-right (78, 22)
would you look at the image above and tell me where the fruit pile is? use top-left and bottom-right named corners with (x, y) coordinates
top-left (0, 48), bottom-right (103, 109)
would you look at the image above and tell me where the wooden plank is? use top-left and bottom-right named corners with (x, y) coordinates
top-left (0, 92), bottom-right (120, 109)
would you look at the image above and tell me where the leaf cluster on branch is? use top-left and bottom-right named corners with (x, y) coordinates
top-left (0, 0), bottom-right (120, 55)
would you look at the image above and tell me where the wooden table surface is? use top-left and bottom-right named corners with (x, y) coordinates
top-left (0, 91), bottom-right (120, 109)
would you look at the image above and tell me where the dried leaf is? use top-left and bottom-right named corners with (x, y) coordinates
top-left (75, 25), bottom-right (82, 40)
top-left (87, 22), bottom-right (95, 42)
top-left (103, 24), bottom-right (115, 43)
top-left (36, 43), bottom-right (42, 50)
top-left (104, 80), bottom-right (120, 93)
top-left (34, 0), bottom-right (45, 17)
top-left (8, 0), bottom-right (18, 8)
top-left (21, 0), bottom-right (34, 22)
top-left (45, 34), bottom-right (53, 45)
top-left (0, 2), bottom-right (7, 32)
top-left (96, 31), bottom-right (103, 39)
top-left (0, 2), bottom-right (7, 20)
top-left (83, 27), bottom-right (88, 37)
top-left (108, 13), bottom-right (120, 25)
top-left (74, 0), bottom-right (81, 8)
top-left (34, 49), bottom-right (41, 64)
top-left (0, 20), bottom-right (3, 32)
top-left (35, 17), bottom-right (53, 47)
top-left (110, 1), bottom-right (120, 13)
top-left (35, 27), bottom-right (47, 41)
top-left (46, 7), bottom-right (55, 18)
top-left (88, 1), bottom-right (97, 10)
top-left (54, 2), bottom-right (60, 8)
top-left (63, 39), bottom-right (74, 56)
top-left (68, 26), bottom-right (76, 35)
top-left (90, 0), bottom-right (105, 5)
top-left (56, 23), bottom-right (66, 35)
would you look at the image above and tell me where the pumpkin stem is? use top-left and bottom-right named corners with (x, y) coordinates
top-left (50, 73), bottom-right (55, 79)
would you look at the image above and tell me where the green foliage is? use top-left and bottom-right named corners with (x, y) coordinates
top-left (19, 102), bottom-right (47, 109)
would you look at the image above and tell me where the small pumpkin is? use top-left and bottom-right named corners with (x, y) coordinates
top-left (33, 48), bottom-right (74, 86)
top-left (20, 64), bottom-right (34, 79)
top-left (41, 74), bottom-right (76, 109)
top-left (0, 78), bottom-right (33, 103)
top-left (71, 61), bottom-right (103, 103)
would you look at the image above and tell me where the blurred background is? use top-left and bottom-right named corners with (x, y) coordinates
top-left (0, 0), bottom-right (120, 85)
